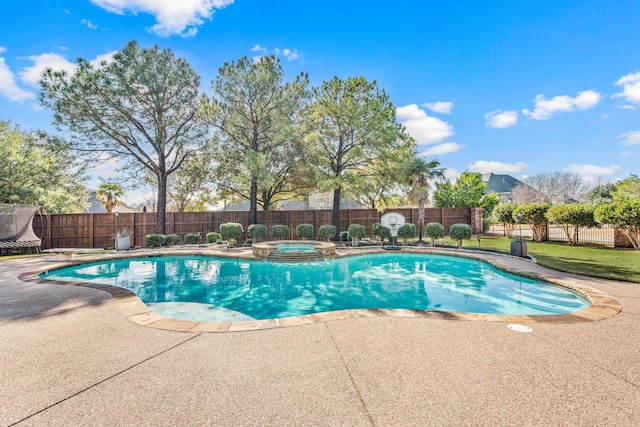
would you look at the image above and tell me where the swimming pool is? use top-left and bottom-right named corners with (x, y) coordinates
top-left (40, 253), bottom-right (590, 322)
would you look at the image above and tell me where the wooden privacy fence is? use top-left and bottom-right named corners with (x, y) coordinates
top-left (32, 207), bottom-right (483, 250)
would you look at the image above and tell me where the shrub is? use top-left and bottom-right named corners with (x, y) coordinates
top-left (449, 223), bottom-right (472, 248)
top-left (165, 234), bottom-right (181, 246)
top-left (546, 203), bottom-right (598, 245)
top-left (220, 222), bottom-right (244, 241)
top-left (595, 198), bottom-right (640, 249)
top-left (493, 202), bottom-right (519, 238)
top-left (318, 224), bottom-right (337, 241)
top-left (513, 202), bottom-right (550, 242)
top-left (424, 222), bottom-right (445, 246)
top-left (372, 222), bottom-right (392, 242)
top-left (271, 224), bottom-right (290, 240)
top-left (184, 233), bottom-right (201, 244)
top-left (248, 224), bottom-right (267, 242)
top-left (144, 234), bottom-right (166, 248)
top-left (347, 224), bottom-right (366, 246)
top-left (206, 232), bottom-right (222, 244)
top-left (296, 223), bottom-right (314, 240)
top-left (482, 218), bottom-right (492, 233)
top-left (397, 223), bottom-right (416, 245)
top-left (244, 237), bottom-right (253, 245)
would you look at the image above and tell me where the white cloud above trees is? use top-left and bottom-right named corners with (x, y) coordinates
top-left (484, 109), bottom-right (518, 128)
top-left (419, 142), bottom-right (464, 157)
top-left (468, 160), bottom-right (527, 174)
top-left (565, 163), bottom-right (621, 184)
top-left (396, 104), bottom-right (454, 145)
top-left (522, 90), bottom-right (601, 120)
top-left (422, 101), bottom-right (453, 114)
top-left (90, 0), bottom-right (234, 37)
top-left (17, 51), bottom-right (116, 88)
top-left (0, 55), bottom-right (36, 102)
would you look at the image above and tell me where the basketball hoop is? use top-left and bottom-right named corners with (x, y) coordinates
top-left (380, 212), bottom-right (406, 249)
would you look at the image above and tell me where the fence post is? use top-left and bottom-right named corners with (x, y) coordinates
top-left (46, 214), bottom-right (52, 249)
top-left (89, 213), bottom-right (94, 248)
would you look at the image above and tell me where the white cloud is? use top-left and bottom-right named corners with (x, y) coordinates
top-left (565, 163), bottom-right (621, 184)
top-left (18, 53), bottom-right (76, 87)
top-left (422, 101), bottom-right (453, 114)
top-left (81, 19), bottom-right (98, 29)
top-left (252, 45), bottom-right (301, 62)
top-left (90, 0), bottom-right (234, 37)
top-left (251, 44), bottom-right (267, 54)
top-left (613, 71), bottom-right (640, 105)
top-left (468, 160), bottom-right (527, 174)
top-left (419, 142), bottom-right (464, 157)
top-left (522, 90), bottom-right (601, 120)
top-left (0, 46), bottom-right (6, 54)
top-left (0, 57), bottom-right (36, 102)
top-left (17, 51), bottom-right (117, 89)
top-left (282, 48), bottom-right (299, 61)
top-left (618, 130), bottom-right (640, 146)
top-left (484, 109), bottom-right (518, 129)
top-left (90, 51), bottom-right (117, 67)
top-left (396, 104), bottom-right (454, 145)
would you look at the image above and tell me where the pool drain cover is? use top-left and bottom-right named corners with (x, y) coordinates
top-left (508, 324), bottom-right (533, 333)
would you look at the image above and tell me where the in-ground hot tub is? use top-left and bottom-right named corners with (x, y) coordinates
top-left (252, 240), bottom-right (336, 259)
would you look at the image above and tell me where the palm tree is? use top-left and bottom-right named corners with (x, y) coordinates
top-left (96, 183), bottom-right (124, 213)
top-left (398, 157), bottom-right (445, 241)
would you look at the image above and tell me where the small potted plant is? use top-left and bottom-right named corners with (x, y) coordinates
top-left (116, 227), bottom-right (131, 251)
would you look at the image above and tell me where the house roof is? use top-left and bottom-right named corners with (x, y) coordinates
top-left (481, 173), bottom-right (524, 194)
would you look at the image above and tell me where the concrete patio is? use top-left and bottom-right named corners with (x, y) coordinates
top-left (1, 250), bottom-right (639, 426)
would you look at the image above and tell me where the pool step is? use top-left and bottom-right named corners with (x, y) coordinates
top-left (266, 249), bottom-right (325, 263)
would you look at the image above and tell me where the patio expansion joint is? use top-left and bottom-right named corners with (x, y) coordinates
top-left (532, 331), bottom-right (640, 391)
top-left (7, 333), bottom-right (202, 427)
top-left (324, 322), bottom-right (376, 427)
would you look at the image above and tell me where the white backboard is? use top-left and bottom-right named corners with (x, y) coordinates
top-left (380, 212), bottom-right (406, 237)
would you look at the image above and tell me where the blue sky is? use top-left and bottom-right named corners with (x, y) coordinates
top-left (2, 0), bottom-right (640, 202)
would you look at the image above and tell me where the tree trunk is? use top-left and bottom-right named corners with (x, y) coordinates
top-left (157, 174), bottom-right (167, 234)
top-left (332, 187), bottom-right (341, 241)
top-left (249, 179), bottom-right (258, 225)
top-left (418, 198), bottom-right (425, 241)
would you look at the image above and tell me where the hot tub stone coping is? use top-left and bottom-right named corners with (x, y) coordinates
top-left (20, 246), bottom-right (622, 332)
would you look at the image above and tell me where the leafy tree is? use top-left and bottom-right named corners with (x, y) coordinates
top-left (347, 223), bottom-right (366, 245)
top-left (248, 224), bottom-right (268, 242)
top-left (613, 174), bottom-right (640, 200)
top-left (546, 203), bottom-right (598, 245)
top-left (202, 56), bottom-right (310, 223)
top-left (271, 224), bottom-right (291, 240)
top-left (96, 183), bottom-right (124, 213)
top-left (434, 171), bottom-right (498, 229)
top-left (513, 202), bottom-right (550, 242)
top-left (595, 198), bottom-right (640, 249)
top-left (372, 222), bottom-right (392, 242)
top-left (0, 121), bottom-right (88, 213)
top-left (40, 40), bottom-right (208, 233)
top-left (583, 182), bottom-right (616, 206)
top-left (434, 172), bottom-right (486, 208)
top-left (304, 76), bottom-right (409, 237)
top-left (397, 157), bottom-right (445, 240)
top-left (493, 202), bottom-right (519, 238)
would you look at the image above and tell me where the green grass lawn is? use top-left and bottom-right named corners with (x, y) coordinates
top-left (462, 235), bottom-right (640, 283)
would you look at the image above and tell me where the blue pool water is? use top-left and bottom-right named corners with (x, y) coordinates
top-left (41, 254), bottom-right (590, 322)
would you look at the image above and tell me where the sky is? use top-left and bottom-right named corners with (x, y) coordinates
top-left (1, 0), bottom-right (640, 204)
